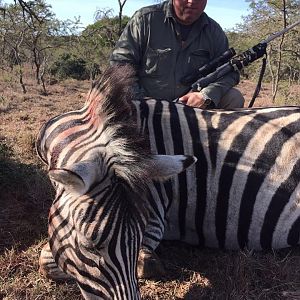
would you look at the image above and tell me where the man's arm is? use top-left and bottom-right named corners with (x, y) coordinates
top-left (181, 23), bottom-right (239, 108)
top-left (200, 25), bottom-right (240, 106)
top-left (110, 13), bottom-right (145, 98)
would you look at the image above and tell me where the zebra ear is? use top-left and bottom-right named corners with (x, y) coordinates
top-left (149, 155), bottom-right (197, 180)
top-left (49, 160), bottom-right (98, 195)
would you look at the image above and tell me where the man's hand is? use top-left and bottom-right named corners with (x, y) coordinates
top-left (179, 92), bottom-right (212, 108)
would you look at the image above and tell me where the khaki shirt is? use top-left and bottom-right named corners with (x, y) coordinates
top-left (110, 0), bottom-right (239, 105)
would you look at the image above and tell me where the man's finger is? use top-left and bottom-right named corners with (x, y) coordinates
top-left (178, 96), bottom-right (188, 103)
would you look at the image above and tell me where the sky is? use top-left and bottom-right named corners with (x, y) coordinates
top-left (39, 0), bottom-right (250, 31)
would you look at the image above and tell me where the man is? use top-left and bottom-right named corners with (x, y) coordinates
top-left (110, 0), bottom-right (244, 109)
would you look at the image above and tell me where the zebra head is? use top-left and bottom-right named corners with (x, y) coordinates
top-left (36, 65), bottom-right (196, 299)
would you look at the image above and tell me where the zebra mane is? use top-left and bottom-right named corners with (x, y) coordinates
top-left (86, 65), bottom-right (135, 122)
top-left (85, 65), bottom-right (152, 189)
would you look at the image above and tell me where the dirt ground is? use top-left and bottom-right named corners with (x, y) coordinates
top-left (0, 75), bottom-right (300, 299)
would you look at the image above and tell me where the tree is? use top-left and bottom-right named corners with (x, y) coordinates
top-left (270, 0), bottom-right (287, 101)
top-left (0, 0), bottom-right (81, 93)
top-left (84, 6), bottom-right (130, 80)
top-left (231, 0), bottom-right (300, 102)
top-left (117, 0), bottom-right (127, 36)
top-left (0, 2), bottom-right (28, 93)
top-left (17, 0), bottom-right (57, 93)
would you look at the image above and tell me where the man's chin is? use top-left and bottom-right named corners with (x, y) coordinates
top-left (181, 15), bottom-right (198, 25)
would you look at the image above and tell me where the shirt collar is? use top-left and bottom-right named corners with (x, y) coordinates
top-left (164, 0), bottom-right (174, 21)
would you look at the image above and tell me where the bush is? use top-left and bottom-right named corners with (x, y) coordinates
top-left (50, 53), bottom-right (89, 80)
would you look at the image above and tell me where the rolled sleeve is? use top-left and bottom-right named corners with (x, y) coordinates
top-left (201, 71), bottom-right (240, 105)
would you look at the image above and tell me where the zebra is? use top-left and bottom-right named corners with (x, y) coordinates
top-left (134, 98), bottom-right (300, 252)
top-left (36, 65), bottom-right (195, 299)
top-left (37, 65), bottom-right (300, 299)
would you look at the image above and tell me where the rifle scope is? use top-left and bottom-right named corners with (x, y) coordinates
top-left (181, 47), bottom-right (236, 85)
top-left (191, 43), bottom-right (268, 92)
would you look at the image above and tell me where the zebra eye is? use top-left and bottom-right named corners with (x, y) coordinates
top-left (96, 245), bottom-right (105, 251)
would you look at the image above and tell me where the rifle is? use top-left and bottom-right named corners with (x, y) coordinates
top-left (182, 20), bottom-right (300, 108)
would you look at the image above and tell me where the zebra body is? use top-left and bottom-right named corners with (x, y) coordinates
top-left (135, 100), bottom-right (300, 251)
top-left (37, 66), bottom-right (300, 299)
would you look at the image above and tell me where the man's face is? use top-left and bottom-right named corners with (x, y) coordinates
top-left (173, 0), bottom-right (207, 25)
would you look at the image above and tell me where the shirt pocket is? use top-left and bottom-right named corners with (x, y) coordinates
top-left (144, 47), bottom-right (172, 77)
top-left (188, 49), bottom-right (210, 70)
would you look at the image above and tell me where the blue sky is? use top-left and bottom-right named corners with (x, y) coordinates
top-left (46, 0), bottom-right (250, 30)
top-left (5, 0), bottom-right (250, 30)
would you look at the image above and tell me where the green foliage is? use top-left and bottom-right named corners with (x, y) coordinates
top-left (50, 53), bottom-right (89, 80)
top-left (1, 0), bottom-right (297, 95)
top-left (83, 16), bottom-right (129, 48)
top-left (74, 15), bottom-right (130, 79)
top-left (227, 0), bottom-right (300, 85)
top-left (0, 0), bottom-right (133, 82)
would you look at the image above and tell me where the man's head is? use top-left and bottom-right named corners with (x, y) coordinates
top-left (173, 0), bottom-right (207, 25)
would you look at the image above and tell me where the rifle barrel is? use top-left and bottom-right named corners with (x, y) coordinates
top-left (190, 19), bottom-right (300, 93)
top-left (262, 19), bottom-right (300, 44)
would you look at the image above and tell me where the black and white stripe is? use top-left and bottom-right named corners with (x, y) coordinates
top-left (37, 65), bottom-right (300, 299)
top-left (134, 99), bottom-right (300, 251)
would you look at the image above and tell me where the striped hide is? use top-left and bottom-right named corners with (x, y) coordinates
top-left (36, 65), bottom-right (300, 299)
top-left (134, 100), bottom-right (300, 251)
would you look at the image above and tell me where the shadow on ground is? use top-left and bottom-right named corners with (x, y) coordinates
top-left (139, 241), bottom-right (300, 299)
top-left (0, 158), bottom-right (53, 254)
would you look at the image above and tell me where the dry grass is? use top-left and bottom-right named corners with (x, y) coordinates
top-left (140, 243), bottom-right (300, 299)
top-left (0, 70), bottom-right (299, 299)
top-left (0, 242), bottom-right (83, 300)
